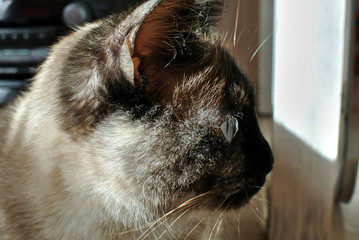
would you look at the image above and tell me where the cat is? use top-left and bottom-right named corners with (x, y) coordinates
top-left (0, 0), bottom-right (273, 239)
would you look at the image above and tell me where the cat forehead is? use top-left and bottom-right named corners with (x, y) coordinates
top-left (207, 51), bottom-right (254, 107)
top-left (171, 55), bottom-right (254, 117)
top-left (226, 71), bottom-right (254, 108)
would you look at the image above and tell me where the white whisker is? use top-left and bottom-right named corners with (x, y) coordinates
top-left (250, 32), bottom-right (273, 62)
top-left (248, 203), bottom-right (265, 225)
top-left (233, 0), bottom-right (241, 46)
top-left (183, 216), bottom-right (207, 240)
top-left (237, 211), bottom-right (241, 239)
top-left (253, 196), bottom-right (270, 204)
top-left (157, 207), bottom-right (192, 239)
top-left (208, 215), bottom-right (223, 240)
top-left (215, 218), bottom-right (224, 239)
top-left (208, 197), bottom-right (233, 240)
top-left (136, 192), bottom-right (213, 240)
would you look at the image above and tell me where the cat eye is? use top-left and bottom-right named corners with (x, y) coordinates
top-left (221, 116), bottom-right (239, 143)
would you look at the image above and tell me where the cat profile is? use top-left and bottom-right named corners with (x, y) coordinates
top-left (0, 0), bottom-right (273, 239)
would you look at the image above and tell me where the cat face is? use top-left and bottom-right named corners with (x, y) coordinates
top-left (54, 0), bottom-right (273, 212)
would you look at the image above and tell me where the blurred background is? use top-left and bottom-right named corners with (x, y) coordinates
top-left (0, 0), bottom-right (358, 239)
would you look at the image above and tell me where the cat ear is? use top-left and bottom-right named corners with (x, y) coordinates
top-left (118, 0), bottom-right (221, 88)
top-left (129, 0), bottom-right (222, 102)
top-left (119, 25), bottom-right (141, 87)
top-left (117, 0), bottom-right (162, 87)
top-left (132, 0), bottom-right (222, 64)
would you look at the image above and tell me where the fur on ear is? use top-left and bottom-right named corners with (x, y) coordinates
top-left (119, 26), bottom-right (141, 87)
top-left (129, 0), bottom-right (223, 104)
top-left (114, 0), bottom-right (162, 87)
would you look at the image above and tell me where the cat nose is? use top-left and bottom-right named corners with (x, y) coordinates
top-left (242, 119), bottom-right (274, 175)
top-left (258, 137), bottom-right (274, 174)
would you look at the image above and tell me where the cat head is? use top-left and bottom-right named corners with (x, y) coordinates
top-left (52, 0), bottom-right (273, 212)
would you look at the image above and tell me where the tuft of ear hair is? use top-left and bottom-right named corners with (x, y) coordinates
top-left (134, 0), bottom-right (222, 66)
top-left (119, 0), bottom-right (223, 104)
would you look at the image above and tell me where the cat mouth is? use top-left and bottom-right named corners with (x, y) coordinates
top-left (192, 173), bottom-right (267, 210)
top-left (215, 174), bottom-right (267, 209)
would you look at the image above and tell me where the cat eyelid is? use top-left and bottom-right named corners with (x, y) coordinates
top-left (234, 112), bottom-right (244, 120)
